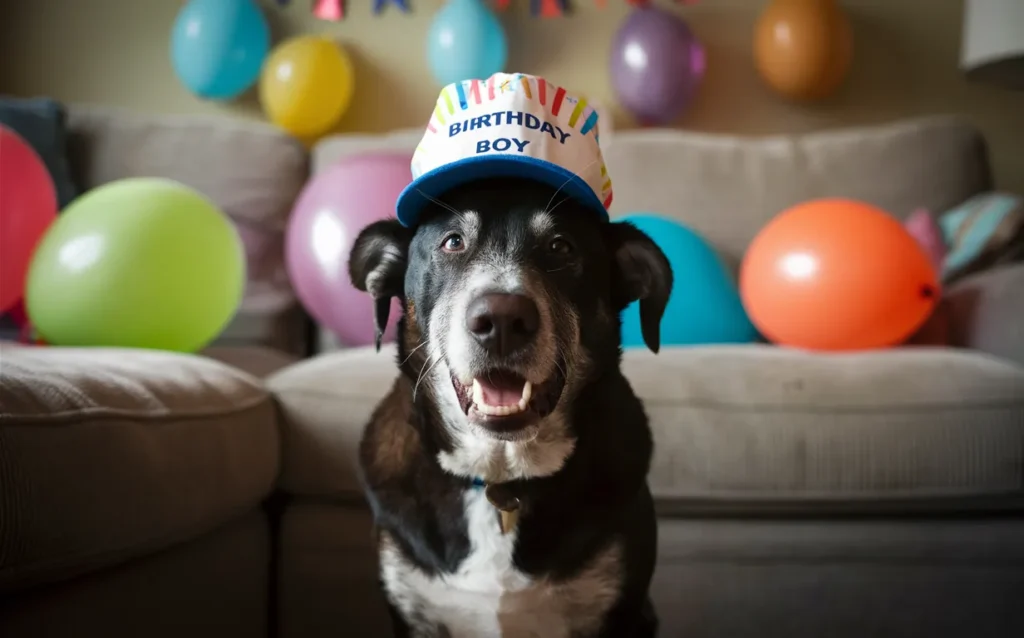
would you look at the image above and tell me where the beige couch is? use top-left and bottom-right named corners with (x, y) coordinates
top-left (1, 110), bottom-right (1023, 638)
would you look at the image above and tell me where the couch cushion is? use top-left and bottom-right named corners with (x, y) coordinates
top-left (269, 344), bottom-right (1024, 512)
top-left (0, 344), bottom-right (279, 593)
top-left (625, 345), bottom-right (1024, 509)
top-left (602, 115), bottom-right (992, 268)
top-left (65, 106), bottom-right (310, 354)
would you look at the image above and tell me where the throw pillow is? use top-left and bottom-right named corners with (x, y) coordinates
top-left (0, 95), bottom-right (79, 209)
top-left (904, 207), bottom-right (947, 272)
top-left (938, 192), bottom-right (1024, 284)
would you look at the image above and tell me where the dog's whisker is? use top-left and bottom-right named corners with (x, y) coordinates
top-left (400, 340), bottom-right (428, 366)
top-left (413, 350), bottom-right (445, 402)
top-left (541, 157), bottom-right (602, 215)
top-left (546, 196), bottom-right (571, 216)
top-left (417, 189), bottom-right (464, 219)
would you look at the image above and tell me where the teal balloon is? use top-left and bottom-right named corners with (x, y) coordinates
top-left (620, 214), bottom-right (758, 348)
top-left (427, 0), bottom-right (507, 87)
top-left (171, 0), bottom-right (270, 100)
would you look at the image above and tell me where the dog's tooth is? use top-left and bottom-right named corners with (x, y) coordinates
top-left (472, 379), bottom-right (484, 407)
top-left (521, 381), bottom-right (532, 406)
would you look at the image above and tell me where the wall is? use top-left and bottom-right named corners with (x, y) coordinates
top-left (2, 0), bottom-right (1023, 193)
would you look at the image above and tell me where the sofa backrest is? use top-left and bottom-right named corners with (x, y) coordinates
top-left (65, 106), bottom-right (310, 354)
top-left (602, 115), bottom-right (993, 271)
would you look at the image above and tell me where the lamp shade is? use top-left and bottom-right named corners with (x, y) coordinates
top-left (961, 0), bottom-right (1024, 89)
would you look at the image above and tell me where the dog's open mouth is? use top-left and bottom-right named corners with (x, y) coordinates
top-left (451, 367), bottom-right (564, 434)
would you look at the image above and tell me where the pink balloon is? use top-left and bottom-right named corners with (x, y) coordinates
top-left (285, 153), bottom-right (412, 347)
top-left (0, 126), bottom-right (58, 314)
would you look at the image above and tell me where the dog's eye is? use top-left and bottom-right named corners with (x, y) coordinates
top-left (441, 233), bottom-right (466, 253)
top-left (548, 236), bottom-right (573, 255)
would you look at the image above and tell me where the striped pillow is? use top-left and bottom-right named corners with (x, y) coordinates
top-left (939, 192), bottom-right (1024, 283)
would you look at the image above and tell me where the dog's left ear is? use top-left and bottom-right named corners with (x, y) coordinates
top-left (604, 221), bottom-right (674, 354)
top-left (348, 219), bottom-right (414, 352)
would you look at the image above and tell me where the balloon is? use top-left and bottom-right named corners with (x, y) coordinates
top-left (0, 126), bottom-right (58, 314)
top-left (26, 178), bottom-right (245, 352)
top-left (754, 0), bottom-right (852, 102)
top-left (170, 0), bottom-right (270, 100)
top-left (610, 7), bottom-right (706, 125)
top-left (285, 154), bottom-right (412, 347)
top-left (740, 199), bottom-right (940, 351)
top-left (620, 214), bottom-right (758, 349)
top-left (260, 36), bottom-right (355, 139)
top-left (427, 0), bottom-right (507, 87)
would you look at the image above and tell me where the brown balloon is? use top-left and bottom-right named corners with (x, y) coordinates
top-left (754, 0), bottom-right (853, 102)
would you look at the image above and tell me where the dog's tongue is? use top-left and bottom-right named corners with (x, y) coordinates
top-left (476, 374), bottom-right (525, 407)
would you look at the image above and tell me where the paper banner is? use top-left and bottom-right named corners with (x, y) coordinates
top-left (313, 0), bottom-right (343, 21)
top-left (495, 0), bottom-right (512, 10)
top-left (374, 0), bottom-right (410, 13)
top-left (625, 0), bottom-right (651, 6)
top-left (531, 0), bottom-right (567, 17)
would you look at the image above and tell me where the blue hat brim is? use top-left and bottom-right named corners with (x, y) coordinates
top-left (395, 155), bottom-right (609, 228)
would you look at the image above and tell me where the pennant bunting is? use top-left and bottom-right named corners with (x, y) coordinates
top-left (313, 0), bottom-right (344, 21)
top-left (494, 0), bottom-right (512, 10)
top-left (530, 0), bottom-right (567, 18)
top-left (625, 0), bottom-right (651, 6)
top-left (374, 0), bottom-right (410, 13)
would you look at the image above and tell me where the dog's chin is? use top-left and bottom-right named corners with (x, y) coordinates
top-left (450, 364), bottom-right (566, 442)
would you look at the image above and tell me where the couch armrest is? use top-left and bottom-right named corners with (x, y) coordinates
top-left (0, 345), bottom-right (279, 593)
top-left (945, 263), bottom-right (1024, 367)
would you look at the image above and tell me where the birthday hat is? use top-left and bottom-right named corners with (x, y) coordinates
top-left (396, 72), bottom-right (612, 227)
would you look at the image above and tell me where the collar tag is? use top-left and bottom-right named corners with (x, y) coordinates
top-left (484, 483), bottom-right (521, 535)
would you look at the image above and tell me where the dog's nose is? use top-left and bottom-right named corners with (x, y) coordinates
top-left (465, 293), bottom-right (540, 357)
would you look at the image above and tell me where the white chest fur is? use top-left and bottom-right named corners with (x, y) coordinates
top-left (380, 489), bottom-right (623, 638)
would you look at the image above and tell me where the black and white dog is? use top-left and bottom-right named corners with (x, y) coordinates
top-left (348, 175), bottom-right (672, 638)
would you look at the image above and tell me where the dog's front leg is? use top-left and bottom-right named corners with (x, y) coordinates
top-left (592, 595), bottom-right (659, 638)
top-left (381, 584), bottom-right (450, 638)
top-left (384, 594), bottom-right (413, 638)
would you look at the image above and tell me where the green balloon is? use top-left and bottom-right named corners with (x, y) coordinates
top-left (26, 177), bottom-right (246, 352)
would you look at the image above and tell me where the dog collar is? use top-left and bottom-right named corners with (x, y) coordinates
top-left (472, 479), bottom-right (521, 535)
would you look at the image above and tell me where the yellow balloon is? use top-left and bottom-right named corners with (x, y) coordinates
top-left (259, 36), bottom-right (355, 139)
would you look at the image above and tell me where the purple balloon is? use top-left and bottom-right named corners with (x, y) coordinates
top-left (610, 7), bottom-right (706, 125)
top-left (285, 154), bottom-right (411, 347)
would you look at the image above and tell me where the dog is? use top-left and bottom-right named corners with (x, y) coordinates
top-left (348, 174), bottom-right (673, 638)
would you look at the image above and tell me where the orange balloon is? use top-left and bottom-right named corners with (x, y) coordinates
top-left (754, 0), bottom-right (852, 102)
top-left (740, 199), bottom-right (940, 351)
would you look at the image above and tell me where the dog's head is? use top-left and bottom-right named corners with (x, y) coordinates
top-left (349, 176), bottom-right (671, 479)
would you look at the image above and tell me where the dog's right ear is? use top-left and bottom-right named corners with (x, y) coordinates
top-left (604, 221), bottom-right (674, 354)
top-left (348, 219), bottom-right (413, 352)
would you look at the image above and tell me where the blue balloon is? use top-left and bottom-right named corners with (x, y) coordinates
top-left (620, 214), bottom-right (759, 349)
top-left (427, 0), bottom-right (507, 87)
top-left (170, 0), bottom-right (270, 100)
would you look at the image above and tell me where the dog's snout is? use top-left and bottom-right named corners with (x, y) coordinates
top-left (465, 293), bottom-right (540, 357)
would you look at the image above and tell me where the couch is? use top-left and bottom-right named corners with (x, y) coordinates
top-left (1, 109), bottom-right (1023, 638)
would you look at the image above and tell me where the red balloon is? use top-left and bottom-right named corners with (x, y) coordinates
top-left (0, 126), bottom-right (58, 313)
top-left (740, 199), bottom-right (940, 351)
